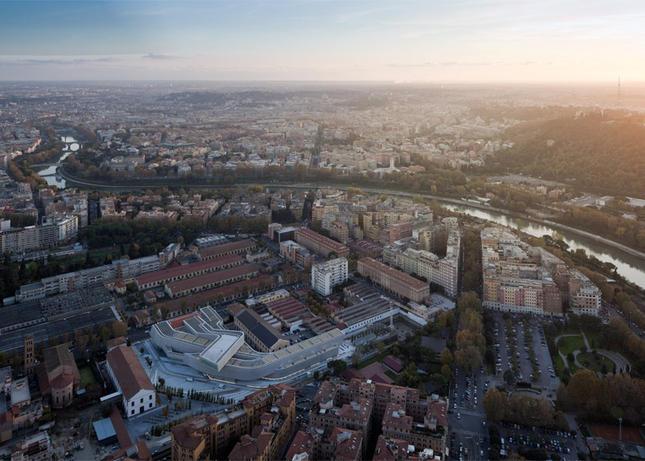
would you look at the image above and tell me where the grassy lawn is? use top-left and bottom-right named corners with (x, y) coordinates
top-left (557, 335), bottom-right (584, 356)
top-left (79, 366), bottom-right (97, 388)
top-left (577, 352), bottom-right (614, 374)
top-left (553, 354), bottom-right (567, 377)
top-left (553, 335), bottom-right (585, 378)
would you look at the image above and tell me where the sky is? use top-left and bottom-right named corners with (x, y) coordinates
top-left (1, 0), bottom-right (644, 82)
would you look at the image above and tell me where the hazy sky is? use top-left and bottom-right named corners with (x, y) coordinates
top-left (1, 0), bottom-right (644, 82)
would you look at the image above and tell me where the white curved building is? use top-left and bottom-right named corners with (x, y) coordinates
top-left (150, 306), bottom-right (344, 383)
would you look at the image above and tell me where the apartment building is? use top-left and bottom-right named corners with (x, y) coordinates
top-left (307, 379), bottom-right (448, 460)
top-left (481, 227), bottom-right (600, 316)
top-left (13, 254), bottom-right (161, 302)
top-left (0, 215), bottom-right (78, 254)
top-left (171, 385), bottom-right (295, 461)
top-left (294, 228), bottom-right (349, 258)
top-left (357, 257), bottom-right (429, 303)
top-left (568, 270), bottom-right (602, 316)
top-left (279, 240), bottom-right (313, 269)
top-left (311, 257), bottom-right (349, 296)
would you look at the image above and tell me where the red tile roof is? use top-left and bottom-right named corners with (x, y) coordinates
top-left (166, 264), bottom-right (258, 294)
top-left (110, 407), bottom-right (133, 450)
top-left (154, 275), bottom-right (275, 313)
top-left (198, 239), bottom-right (255, 259)
top-left (106, 345), bottom-right (153, 400)
top-left (383, 355), bottom-right (404, 373)
top-left (285, 430), bottom-right (315, 461)
top-left (135, 254), bottom-right (243, 287)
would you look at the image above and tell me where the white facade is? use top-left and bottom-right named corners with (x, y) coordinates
top-left (0, 215), bottom-right (79, 254)
top-left (105, 347), bottom-right (157, 419)
top-left (311, 257), bottom-right (348, 296)
top-left (122, 388), bottom-right (156, 418)
top-left (14, 255), bottom-right (161, 302)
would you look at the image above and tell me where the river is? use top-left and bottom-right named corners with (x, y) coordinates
top-left (37, 136), bottom-right (79, 188)
top-left (442, 203), bottom-right (645, 289)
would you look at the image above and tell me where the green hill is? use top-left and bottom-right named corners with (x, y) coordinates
top-left (488, 114), bottom-right (645, 197)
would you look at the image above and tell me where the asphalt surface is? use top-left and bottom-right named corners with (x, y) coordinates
top-left (448, 367), bottom-right (489, 460)
top-left (0, 306), bottom-right (118, 353)
top-left (490, 312), bottom-right (560, 397)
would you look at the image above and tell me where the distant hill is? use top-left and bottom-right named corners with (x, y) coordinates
top-left (487, 114), bottom-right (645, 197)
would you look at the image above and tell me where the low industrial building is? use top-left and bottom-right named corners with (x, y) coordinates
top-left (106, 345), bottom-right (156, 418)
top-left (135, 254), bottom-right (244, 291)
top-left (231, 306), bottom-right (289, 352)
top-left (197, 238), bottom-right (256, 261)
top-left (164, 263), bottom-right (259, 298)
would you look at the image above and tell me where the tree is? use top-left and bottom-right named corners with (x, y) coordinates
top-left (440, 349), bottom-right (453, 367)
top-left (111, 321), bottom-right (128, 338)
top-left (327, 360), bottom-right (347, 376)
top-left (457, 291), bottom-right (482, 312)
top-left (441, 364), bottom-right (452, 381)
top-left (484, 388), bottom-right (506, 422)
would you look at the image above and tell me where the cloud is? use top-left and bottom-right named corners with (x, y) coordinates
top-left (0, 56), bottom-right (117, 66)
top-left (387, 61), bottom-right (540, 68)
top-left (141, 53), bottom-right (183, 61)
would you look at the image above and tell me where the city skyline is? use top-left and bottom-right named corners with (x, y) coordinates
top-left (2, 0), bottom-right (645, 82)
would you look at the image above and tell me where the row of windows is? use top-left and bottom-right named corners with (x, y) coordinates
top-left (131, 394), bottom-right (154, 406)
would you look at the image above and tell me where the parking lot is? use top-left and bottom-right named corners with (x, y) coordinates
top-left (489, 312), bottom-right (559, 395)
top-left (492, 421), bottom-right (579, 461)
top-left (448, 312), bottom-right (570, 460)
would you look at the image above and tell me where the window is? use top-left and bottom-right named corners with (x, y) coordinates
top-left (140, 398), bottom-right (143, 403)
top-left (131, 409), bottom-right (134, 415)
top-left (149, 395), bottom-right (152, 400)
top-left (149, 403), bottom-right (153, 408)
top-left (131, 401), bottom-right (135, 407)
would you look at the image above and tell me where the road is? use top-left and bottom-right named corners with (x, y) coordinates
top-left (448, 367), bottom-right (489, 460)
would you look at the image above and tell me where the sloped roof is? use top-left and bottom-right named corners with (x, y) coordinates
top-left (106, 345), bottom-right (153, 400)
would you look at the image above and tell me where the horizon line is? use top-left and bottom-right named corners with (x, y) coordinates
top-left (0, 79), bottom-right (643, 86)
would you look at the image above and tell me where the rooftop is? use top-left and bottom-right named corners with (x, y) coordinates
top-left (135, 253), bottom-right (243, 286)
top-left (166, 263), bottom-right (258, 294)
top-left (358, 257), bottom-right (427, 290)
top-left (235, 308), bottom-right (286, 350)
top-left (106, 345), bottom-right (153, 400)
